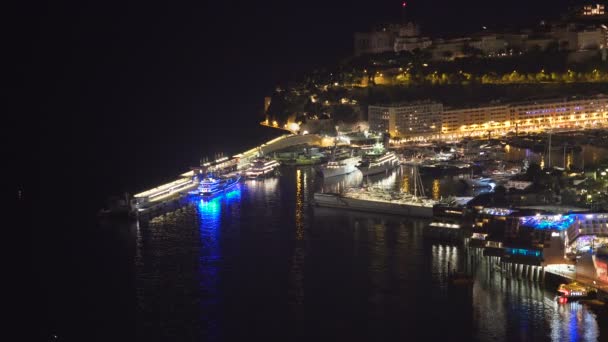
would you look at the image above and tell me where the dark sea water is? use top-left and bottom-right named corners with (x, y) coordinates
top-left (30, 134), bottom-right (608, 342)
top-left (121, 166), bottom-right (605, 341)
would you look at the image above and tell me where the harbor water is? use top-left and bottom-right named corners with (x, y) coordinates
top-left (129, 166), bottom-right (605, 341)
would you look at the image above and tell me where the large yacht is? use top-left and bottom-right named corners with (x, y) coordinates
top-left (313, 187), bottom-right (436, 218)
top-left (245, 157), bottom-right (280, 179)
top-left (318, 148), bottom-right (361, 178)
top-left (319, 156), bottom-right (361, 178)
top-left (356, 146), bottom-right (399, 176)
top-left (191, 173), bottom-right (241, 197)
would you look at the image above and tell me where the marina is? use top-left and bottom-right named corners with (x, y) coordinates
top-left (113, 129), bottom-right (608, 309)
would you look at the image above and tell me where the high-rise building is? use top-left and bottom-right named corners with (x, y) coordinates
top-left (368, 101), bottom-right (443, 137)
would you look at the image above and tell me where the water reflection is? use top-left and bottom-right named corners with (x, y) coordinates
top-left (427, 245), bottom-right (601, 341)
top-left (432, 179), bottom-right (441, 200)
top-left (320, 166), bottom-right (490, 198)
top-left (321, 171), bottom-right (363, 193)
top-left (196, 186), bottom-right (242, 340)
top-left (505, 144), bottom-right (608, 169)
top-left (295, 169), bottom-right (304, 241)
top-left (135, 167), bottom-right (605, 341)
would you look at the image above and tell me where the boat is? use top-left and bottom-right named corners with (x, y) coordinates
top-left (319, 156), bottom-right (361, 178)
top-left (314, 167), bottom-right (436, 218)
top-left (356, 145), bottom-right (399, 176)
top-left (245, 157), bottom-right (280, 179)
top-left (419, 160), bottom-right (472, 175)
top-left (313, 191), bottom-right (435, 218)
top-left (462, 177), bottom-right (495, 188)
top-left (190, 174), bottom-right (241, 197)
top-left (557, 282), bottom-right (597, 300)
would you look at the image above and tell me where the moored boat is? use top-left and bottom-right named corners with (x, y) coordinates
top-left (557, 282), bottom-right (597, 300)
top-left (313, 187), bottom-right (436, 218)
top-left (191, 174), bottom-right (241, 197)
top-left (245, 157), bottom-right (280, 179)
top-left (357, 148), bottom-right (399, 176)
top-left (319, 156), bottom-right (361, 178)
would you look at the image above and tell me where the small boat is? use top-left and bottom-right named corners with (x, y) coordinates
top-left (190, 174), bottom-right (241, 197)
top-left (557, 282), bottom-right (597, 300)
top-left (357, 150), bottom-right (399, 176)
top-left (462, 177), bottom-right (495, 188)
top-left (245, 157), bottom-right (280, 179)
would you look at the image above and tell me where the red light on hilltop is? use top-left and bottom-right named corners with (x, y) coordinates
top-left (402, 2), bottom-right (407, 7)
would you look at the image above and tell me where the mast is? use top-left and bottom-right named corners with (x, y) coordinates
top-left (563, 143), bottom-right (567, 169)
top-left (546, 130), bottom-right (552, 169)
top-left (413, 167), bottom-right (417, 197)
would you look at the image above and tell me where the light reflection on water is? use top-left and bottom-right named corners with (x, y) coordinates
top-left (320, 166), bottom-right (490, 198)
top-left (504, 144), bottom-right (608, 169)
top-left (135, 168), bottom-right (604, 341)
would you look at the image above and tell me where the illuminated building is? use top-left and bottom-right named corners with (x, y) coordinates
top-left (382, 95), bottom-right (608, 141)
top-left (442, 104), bottom-right (509, 134)
top-left (354, 24), bottom-right (401, 56)
top-left (443, 95), bottom-right (608, 138)
top-left (368, 101), bottom-right (443, 137)
top-left (551, 23), bottom-right (605, 50)
top-left (394, 35), bottom-right (432, 52)
top-left (582, 3), bottom-right (605, 16)
top-left (508, 95), bottom-right (608, 131)
top-left (393, 22), bottom-right (432, 52)
top-left (469, 34), bottom-right (508, 55)
top-left (429, 37), bottom-right (470, 60)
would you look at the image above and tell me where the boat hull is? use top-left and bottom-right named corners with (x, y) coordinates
top-left (320, 164), bottom-right (359, 178)
top-left (357, 163), bottom-right (399, 176)
top-left (200, 176), bottom-right (241, 197)
top-left (313, 193), bottom-right (433, 218)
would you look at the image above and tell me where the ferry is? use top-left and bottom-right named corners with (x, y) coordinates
top-left (245, 157), bottom-right (280, 179)
top-left (318, 156), bottom-right (361, 178)
top-left (357, 151), bottom-right (399, 176)
top-left (191, 174), bottom-right (241, 197)
top-left (313, 187), bottom-right (436, 218)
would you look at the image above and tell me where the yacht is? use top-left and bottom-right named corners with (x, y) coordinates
top-left (313, 187), bottom-right (436, 218)
top-left (319, 156), bottom-right (361, 178)
top-left (462, 177), bottom-right (495, 188)
top-left (357, 149), bottom-right (399, 176)
top-left (245, 157), bottom-right (280, 179)
top-left (314, 165), bottom-right (435, 218)
top-left (191, 174), bottom-right (241, 197)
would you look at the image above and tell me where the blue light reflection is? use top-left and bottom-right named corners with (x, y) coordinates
top-left (193, 184), bottom-right (243, 339)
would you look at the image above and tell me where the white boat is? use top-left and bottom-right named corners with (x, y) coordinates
top-left (357, 151), bottom-right (399, 176)
top-left (245, 157), bottom-right (280, 179)
top-left (313, 189), bottom-right (435, 218)
top-left (462, 177), bottom-right (495, 188)
top-left (190, 174), bottom-right (241, 197)
top-left (318, 156), bottom-right (361, 178)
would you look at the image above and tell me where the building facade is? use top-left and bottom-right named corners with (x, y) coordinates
top-left (354, 24), bottom-right (402, 56)
top-left (369, 101), bottom-right (443, 137)
top-left (377, 95), bottom-right (608, 139)
top-left (442, 104), bottom-right (509, 134)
